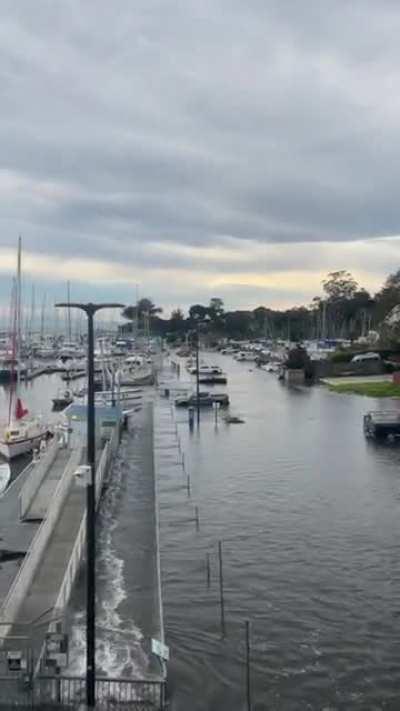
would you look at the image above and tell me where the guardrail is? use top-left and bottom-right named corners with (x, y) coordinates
top-left (152, 405), bottom-right (166, 677)
top-left (19, 438), bottom-right (61, 520)
top-left (0, 445), bottom-right (84, 641)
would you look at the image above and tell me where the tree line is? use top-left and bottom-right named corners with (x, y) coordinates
top-left (120, 268), bottom-right (400, 344)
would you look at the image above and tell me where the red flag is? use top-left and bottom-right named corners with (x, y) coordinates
top-left (15, 398), bottom-right (28, 420)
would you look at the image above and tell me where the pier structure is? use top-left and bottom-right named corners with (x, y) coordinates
top-left (0, 398), bottom-right (167, 709)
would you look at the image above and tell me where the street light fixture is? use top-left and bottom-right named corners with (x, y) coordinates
top-left (55, 302), bottom-right (124, 708)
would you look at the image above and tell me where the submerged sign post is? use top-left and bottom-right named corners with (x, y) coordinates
top-left (44, 633), bottom-right (69, 669)
top-left (151, 638), bottom-right (169, 661)
top-left (7, 651), bottom-right (26, 672)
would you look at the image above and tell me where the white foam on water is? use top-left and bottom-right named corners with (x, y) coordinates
top-left (67, 445), bottom-right (148, 679)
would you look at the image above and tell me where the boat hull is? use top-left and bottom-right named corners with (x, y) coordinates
top-left (0, 432), bottom-right (46, 460)
top-left (0, 369), bottom-right (17, 383)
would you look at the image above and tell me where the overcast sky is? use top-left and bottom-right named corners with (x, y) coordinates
top-left (2, 0), bottom-right (400, 320)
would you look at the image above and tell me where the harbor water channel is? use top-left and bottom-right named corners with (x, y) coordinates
top-left (2, 356), bottom-right (400, 708)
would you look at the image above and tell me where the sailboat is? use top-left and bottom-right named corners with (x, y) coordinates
top-left (0, 239), bottom-right (48, 460)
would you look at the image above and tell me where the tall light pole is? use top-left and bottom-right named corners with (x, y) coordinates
top-left (55, 302), bottom-right (124, 708)
top-left (195, 321), bottom-right (200, 426)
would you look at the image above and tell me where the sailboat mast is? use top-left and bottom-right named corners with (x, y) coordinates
top-left (16, 237), bottom-right (22, 390)
top-left (40, 294), bottom-right (46, 342)
top-left (135, 284), bottom-right (139, 338)
top-left (29, 284), bottom-right (35, 346)
top-left (8, 279), bottom-right (17, 426)
top-left (67, 281), bottom-right (72, 342)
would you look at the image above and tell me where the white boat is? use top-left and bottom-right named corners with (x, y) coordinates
top-left (58, 342), bottom-right (86, 360)
top-left (0, 410), bottom-right (48, 460)
top-left (116, 365), bottom-right (154, 386)
top-left (0, 239), bottom-right (49, 460)
top-left (0, 463), bottom-right (11, 494)
top-left (235, 351), bottom-right (257, 362)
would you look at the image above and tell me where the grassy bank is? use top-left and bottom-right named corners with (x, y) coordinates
top-left (329, 381), bottom-right (400, 397)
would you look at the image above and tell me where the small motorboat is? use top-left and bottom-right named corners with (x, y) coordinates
top-left (0, 462), bottom-right (11, 494)
top-left (175, 391), bottom-right (229, 408)
top-left (52, 389), bottom-right (74, 411)
top-left (224, 415), bottom-right (245, 424)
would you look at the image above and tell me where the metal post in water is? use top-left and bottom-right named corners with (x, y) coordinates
top-left (195, 323), bottom-right (200, 426)
top-left (186, 474), bottom-right (191, 497)
top-left (188, 406), bottom-right (195, 430)
top-left (206, 552), bottom-right (211, 587)
top-left (245, 620), bottom-right (252, 711)
top-left (218, 540), bottom-right (225, 636)
top-left (195, 506), bottom-right (200, 531)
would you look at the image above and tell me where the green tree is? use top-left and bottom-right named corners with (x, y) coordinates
top-left (286, 344), bottom-right (309, 369)
top-left (322, 270), bottom-right (358, 300)
top-left (189, 304), bottom-right (210, 321)
top-left (122, 298), bottom-right (162, 321)
top-left (223, 311), bottom-right (252, 337)
top-left (209, 297), bottom-right (224, 317)
top-left (374, 269), bottom-right (400, 323)
top-left (321, 271), bottom-right (359, 338)
top-left (169, 308), bottom-right (186, 334)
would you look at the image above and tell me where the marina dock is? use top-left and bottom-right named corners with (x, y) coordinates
top-left (0, 400), bottom-right (166, 709)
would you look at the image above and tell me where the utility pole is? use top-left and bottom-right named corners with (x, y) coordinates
top-left (55, 301), bottom-right (124, 708)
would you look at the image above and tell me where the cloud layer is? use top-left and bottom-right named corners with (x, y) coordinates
top-left (2, 0), bottom-right (400, 314)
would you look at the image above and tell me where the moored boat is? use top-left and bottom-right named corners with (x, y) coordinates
top-left (52, 388), bottom-right (74, 411)
top-left (0, 412), bottom-right (48, 460)
top-left (175, 391), bottom-right (229, 408)
top-left (0, 239), bottom-right (49, 460)
top-left (198, 373), bottom-right (228, 384)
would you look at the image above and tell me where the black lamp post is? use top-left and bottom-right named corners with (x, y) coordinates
top-left (55, 302), bottom-right (124, 708)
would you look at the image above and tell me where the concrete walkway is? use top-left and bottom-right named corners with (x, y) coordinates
top-left (321, 374), bottom-right (392, 385)
top-left (122, 404), bottom-right (164, 679)
top-left (24, 447), bottom-right (72, 521)
top-left (10, 479), bottom-right (86, 638)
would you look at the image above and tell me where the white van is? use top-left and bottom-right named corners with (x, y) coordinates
top-left (351, 352), bottom-right (381, 363)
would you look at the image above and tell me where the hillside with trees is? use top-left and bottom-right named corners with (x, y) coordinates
top-left (119, 268), bottom-right (400, 345)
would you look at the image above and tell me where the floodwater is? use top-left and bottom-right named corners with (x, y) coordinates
top-left (4, 358), bottom-right (400, 709)
top-left (156, 355), bottom-right (400, 710)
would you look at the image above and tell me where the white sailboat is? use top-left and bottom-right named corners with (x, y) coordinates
top-left (0, 239), bottom-right (48, 460)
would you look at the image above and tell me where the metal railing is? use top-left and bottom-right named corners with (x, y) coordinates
top-left (34, 675), bottom-right (165, 708)
top-left (0, 674), bottom-right (166, 709)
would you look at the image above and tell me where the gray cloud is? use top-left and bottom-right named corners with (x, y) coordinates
top-left (2, 0), bottom-right (400, 307)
